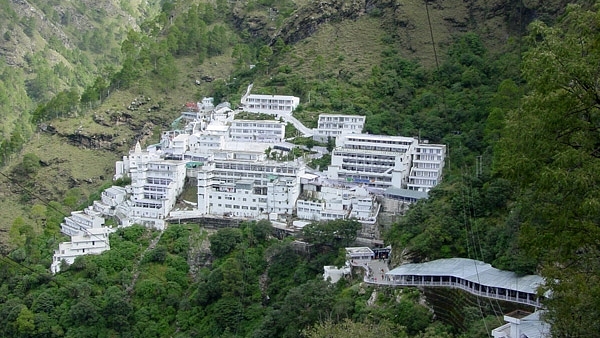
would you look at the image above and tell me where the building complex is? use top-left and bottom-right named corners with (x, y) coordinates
top-left (312, 114), bottom-right (366, 142)
top-left (52, 94), bottom-right (446, 272)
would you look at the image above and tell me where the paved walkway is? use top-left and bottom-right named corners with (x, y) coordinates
top-left (350, 258), bottom-right (392, 284)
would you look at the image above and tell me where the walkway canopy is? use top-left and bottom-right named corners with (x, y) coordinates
top-left (386, 258), bottom-right (545, 307)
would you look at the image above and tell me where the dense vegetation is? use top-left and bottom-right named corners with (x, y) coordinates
top-left (1, 0), bottom-right (599, 336)
top-left (0, 221), bottom-right (461, 337)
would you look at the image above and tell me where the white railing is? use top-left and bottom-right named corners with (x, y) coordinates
top-left (353, 263), bottom-right (542, 308)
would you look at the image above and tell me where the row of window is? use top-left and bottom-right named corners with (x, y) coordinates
top-left (210, 203), bottom-right (258, 210)
top-left (246, 104), bottom-right (293, 111)
top-left (245, 98), bottom-right (294, 104)
top-left (416, 148), bottom-right (443, 154)
top-left (414, 155), bottom-right (443, 161)
top-left (408, 179), bottom-right (438, 185)
top-left (318, 123), bottom-right (362, 129)
top-left (214, 163), bottom-right (297, 174)
top-left (342, 159), bottom-right (395, 167)
top-left (341, 165), bottom-right (389, 173)
top-left (410, 172), bottom-right (439, 178)
top-left (147, 177), bottom-right (172, 185)
top-left (413, 162), bottom-right (441, 169)
top-left (231, 123), bottom-right (283, 128)
top-left (230, 129), bottom-right (282, 135)
top-left (318, 117), bottom-right (364, 122)
top-left (344, 145), bottom-right (409, 153)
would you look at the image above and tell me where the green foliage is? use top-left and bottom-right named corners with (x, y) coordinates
top-left (13, 152), bottom-right (41, 178)
top-left (308, 154), bottom-right (331, 171)
top-left (496, 5), bottom-right (600, 335)
top-left (209, 227), bottom-right (243, 258)
top-left (302, 219), bottom-right (362, 249)
top-left (31, 89), bottom-right (80, 122)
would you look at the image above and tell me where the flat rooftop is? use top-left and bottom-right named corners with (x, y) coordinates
top-left (346, 247), bottom-right (375, 255)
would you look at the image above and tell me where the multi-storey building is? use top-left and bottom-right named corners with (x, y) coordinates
top-left (51, 226), bottom-right (114, 274)
top-left (60, 207), bottom-right (105, 237)
top-left (241, 94), bottom-right (300, 115)
top-left (296, 186), bottom-right (379, 225)
top-left (129, 159), bottom-right (186, 229)
top-left (188, 132), bottom-right (224, 154)
top-left (407, 143), bottom-right (446, 192)
top-left (115, 142), bottom-right (161, 180)
top-left (327, 134), bottom-right (417, 189)
top-left (197, 148), bottom-right (304, 218)
top-left (92, 186), bottom-right (127, 216)
top-left (229, 120), bottom-right (286, 143)
top-left (312, 114), bottom-right (366, 142)
top-left (115, 142), bottom-right (186, 229)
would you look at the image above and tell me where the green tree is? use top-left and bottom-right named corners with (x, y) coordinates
top-left (497, 5), bottom-right (600, 336)
top-left (209, 227), bottom-right (243, 258)
top-left (16, 306), bottom-right (35, 335)
top-left (302, 219), bottom-right (361, 248)
top-left (257, 45), bottom-right (273, 75)
top-left (303, 318), bottom-right (406, 338)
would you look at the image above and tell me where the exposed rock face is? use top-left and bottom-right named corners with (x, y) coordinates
top-left (274, 0), bottom-right (371, 45)
top-left (66, 132), bottom-right (121, 151)
top-left (231, 0), bottom-right (579, 62)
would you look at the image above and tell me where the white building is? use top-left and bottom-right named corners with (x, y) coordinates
top-left (60, 207), bottom-right (105, 237)
top-left (296, 185), bottom-right (379, 225)
top-left (241, 94), bottom-right (300, 115)
top-left (162, 133), bottom-right (189, 160)
top-left (407, 143), bottom-right (446, 192)
top-left (188, 132), bottom-right (224, 154)
top-left (312, 114), bottom-right (366, 142)
top-left (491, 310), bottom-right (550, 338)
top-left (115, 142), bottom-right (187, 229)
top-left (229, 120), bottom-right (286, 143)
top-left (129, 159), bottom-right (186, 229)
top-left (92, 186), bottom-right (127, 216)
top-left (197, 148), bottom-right (304, 219)
top-left (327, 134), bottom-right (417, 189)
top-left (51, 226), bottom-right (114, 274)
top-left (114, 141), bottom-right (161, 180)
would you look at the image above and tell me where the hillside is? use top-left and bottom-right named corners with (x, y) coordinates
top-left (0, 0), bottom-right (598, 336)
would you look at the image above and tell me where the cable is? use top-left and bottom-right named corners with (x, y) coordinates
top-left (424, 0), bottom-right (440, 71)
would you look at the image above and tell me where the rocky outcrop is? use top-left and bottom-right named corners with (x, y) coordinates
top-left (273, 0), bottom-right (372, 45)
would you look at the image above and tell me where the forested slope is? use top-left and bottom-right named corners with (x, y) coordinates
top-left (0, 0), bottom-right (598, 336)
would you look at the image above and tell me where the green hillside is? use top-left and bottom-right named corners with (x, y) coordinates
top-left (0, 0), bottom-right (598, 336)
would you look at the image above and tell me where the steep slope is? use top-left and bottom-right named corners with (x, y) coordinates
top-left (0, 0), bottom-right (583, 244)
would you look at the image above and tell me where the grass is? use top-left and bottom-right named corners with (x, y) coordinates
top-left (283, 16), bottom-right (388, 83)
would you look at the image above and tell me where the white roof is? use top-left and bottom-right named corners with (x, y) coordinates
top-left (346, 247), bottom-right (374, 255)
top-left (247, 94), bottom-right (298, 100)
top-left (206, 124), bottom-right (229, 132)
top-left (300, 173), bottom-right (319, 180)
top-left (342, 133), bottom-right (416, 142)
top-left (387, 258), bottom-right (544, 294)
top-left (318, 113), bottom-right (366, 119)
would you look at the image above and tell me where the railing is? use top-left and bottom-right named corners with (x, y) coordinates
top-left (353, 262), bottom-right (542, 308)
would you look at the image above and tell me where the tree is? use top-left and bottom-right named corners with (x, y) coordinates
top-left (16, 306), bottom-right (35, 335)
top-left (497, 5), bottom-right (600, 336)
top-left (302, 219), bottom-right (361, 248)
top-left (257, 45), bottom-right (273, 75)
top-left (303, 318), bottom-right (406, 338)
top-left (326, 136), bottom-right (335, 153)
top-left (209, 228), bottom-right (243, 258)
